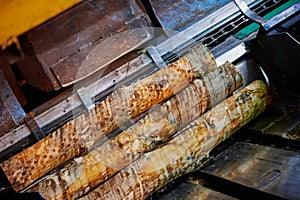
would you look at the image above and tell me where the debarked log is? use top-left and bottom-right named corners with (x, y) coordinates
top-left (28, 62), bottom-right (243, 199)
top-left (0, 44), bottom-right (216, 192)
top-left (79, 80), bottom-right (272, 200)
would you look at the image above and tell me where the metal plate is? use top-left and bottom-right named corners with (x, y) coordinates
top-left (0, 70), bottom-right (26, 136)
top-left (150, 0), bottom-right (232, 35)
top-left (201, 142), bottom-right (300, 200)
top-left (155, 182), bottom-right (236, 200)
top-left (245, 93), bottom-right (300, 140)
top-left (0, 53), bottom-right (26, 106)
top-left (17, 0), bottom-right (153, 91)
top-left (51, 21), bottom-right (153, 87)
top-left (283, 123), bottom-right (300, 140)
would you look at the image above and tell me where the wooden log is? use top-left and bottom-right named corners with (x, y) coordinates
top-left (79, 80), bottom-right (272, 200)
top-left (0, 44), bottom-right (216, 192)
top-left (27, 62), bottom-right (243, 199)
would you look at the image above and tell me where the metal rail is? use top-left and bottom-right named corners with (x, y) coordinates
top-left (235, 0), bottom-right (300, 31)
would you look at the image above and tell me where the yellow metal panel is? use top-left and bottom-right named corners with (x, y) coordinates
top-left (0, 0), bottom-right (81, 49)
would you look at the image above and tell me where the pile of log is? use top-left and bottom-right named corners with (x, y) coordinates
top-left (80, 80), bottom-right (271, 200)
top-left (0, 43), bottom-right (272, 200)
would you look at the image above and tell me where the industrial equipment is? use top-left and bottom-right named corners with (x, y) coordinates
top-left (0, 0), bottom-right (299, 199)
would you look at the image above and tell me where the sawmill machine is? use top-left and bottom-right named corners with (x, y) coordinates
top-left (0, 0), bottom-right (299, 199)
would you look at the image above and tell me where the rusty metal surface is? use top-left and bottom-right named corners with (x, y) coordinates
top-left (265, 109), bottom-right (300, 137)
top-left (201, 142), bottom-right (300, 200)
top-left (51, 22), bottom-right (153, 87)
top-left (17, 0), bottom-right (152, 91)
top-left (283, 122), bottom-right (300, 140)
top-left (0, 52), bottom-right (27, 106)
top-left (246, 92), bottom-right (300, 139)
top-left (0, 99), bottom-right (15, 137)
top-left (0, 70), bottom-right (26, 136)
top-left (150, 0), bottom-right (232, 35)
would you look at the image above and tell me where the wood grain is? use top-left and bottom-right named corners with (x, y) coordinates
top-left (28, 62), bottom-right (243, 199)
top-left (79, 80), bottom-right (272, 200)
top-left (0, 44), bottom-right (216, 192)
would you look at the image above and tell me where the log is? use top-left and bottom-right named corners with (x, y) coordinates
top-left (79, 80), bottom-right (272, 200)
top-left (0, 44), bottom-right (216, 192)
top-left (28, 62), bottom-right (243, 199)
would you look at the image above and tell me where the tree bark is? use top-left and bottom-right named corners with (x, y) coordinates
top-left (79, 80), bottom-right (272, 200)
top-left (0, 44), bottom-right (216, 192)
top-left (28, 62), bottom-right (243, 199)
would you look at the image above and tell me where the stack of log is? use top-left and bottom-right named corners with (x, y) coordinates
top-left (0, 44), bottom-right (272, 200)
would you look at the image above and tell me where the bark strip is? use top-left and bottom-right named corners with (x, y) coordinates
top-left (28, 62), bottom-right (243, 199)
top-left (0, 44), bottom-right (216, 192)
top-left (79, 80), bottom-right (272, 200)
